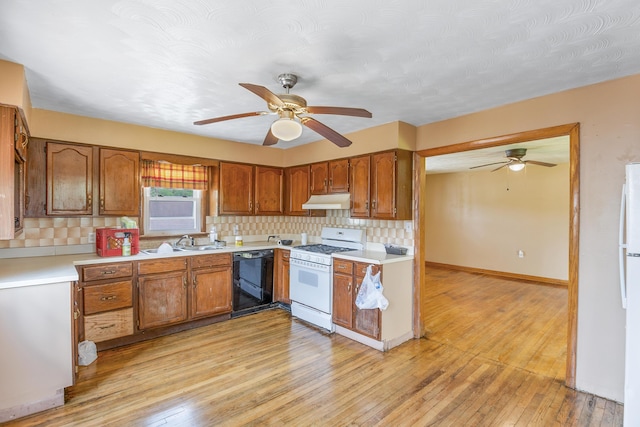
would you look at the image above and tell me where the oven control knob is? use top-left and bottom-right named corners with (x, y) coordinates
top-left (304, 254), bottom-right (311, 261)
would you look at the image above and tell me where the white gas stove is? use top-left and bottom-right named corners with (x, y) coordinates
top-left (289, 227), bottom-right (365, 331)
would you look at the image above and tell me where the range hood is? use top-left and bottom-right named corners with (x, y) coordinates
top-left (302, 194), bottom-right (351, 210)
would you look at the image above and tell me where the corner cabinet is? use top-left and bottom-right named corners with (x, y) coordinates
top-left (219, 161), bottom-right (283, 215)
top-left (350, 150), bottom-right (413, 220)
top-left (0, 106), bottom-right (29, 239)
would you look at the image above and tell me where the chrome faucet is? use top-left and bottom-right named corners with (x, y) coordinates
top-left (175, 234), bottom-right (194, 247)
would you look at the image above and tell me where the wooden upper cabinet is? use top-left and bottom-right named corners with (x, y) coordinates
top-left (328, 159), bottom-right (349, 193)
top-left (99, 148), bottom-right (140, 216)
top-left (349, 155), bottom-right (371, 218)
top-left (255, 166), bottom-right (283, 215)
top-left (310, 162), bottom-right (329, 195)
top-left (310, 159), bottom-right (349, 195)
top-left (219, 162), bottom-right (254, 215)
top-left (351, 150), bottom-right (413, 220)
top-left (0, 107), bottom-right (24, 239)
top-left (285, 165), bottom-right (310, 216)
top-left (47, 142), bottom-right (94, 215)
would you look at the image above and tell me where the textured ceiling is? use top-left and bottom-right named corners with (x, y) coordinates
top-left (1, 0), bottom-right (640, 149)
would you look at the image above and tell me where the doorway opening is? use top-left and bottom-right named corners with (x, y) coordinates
top-left (414, 123), bottom-right (580, 388)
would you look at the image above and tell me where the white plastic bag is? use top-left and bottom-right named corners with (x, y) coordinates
top-left (355, 265), bottom-right (389, 311)
top-left (78, 340), bottom-right (97, 366)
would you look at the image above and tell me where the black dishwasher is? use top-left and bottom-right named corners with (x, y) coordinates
top-left (232, 249), bottom-right (274, 316)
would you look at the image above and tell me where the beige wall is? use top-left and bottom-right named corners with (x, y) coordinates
top-left (0, 60), bottom-right (32, 122)
top-left (416, 73), bottom-right (640, 402)
top-left (424, 163), bottom-right (570, 280)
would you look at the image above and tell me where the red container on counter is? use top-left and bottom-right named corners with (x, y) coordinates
top-left (96, 228), bottom-right (139, 257)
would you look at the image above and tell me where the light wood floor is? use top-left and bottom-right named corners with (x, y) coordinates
top-left (423, 266), bottom-right (569, 380)
top-left (7, 270), bottom-right (623, 426)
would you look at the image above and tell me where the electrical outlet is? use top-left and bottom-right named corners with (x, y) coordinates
top-left (518, 250), bottom-right (525, 258)
top-left (88, 232), bottom-right (96, 243)
top-left (404, 221), bottom-right (413, 232)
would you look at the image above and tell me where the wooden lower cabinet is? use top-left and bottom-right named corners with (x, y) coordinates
top-left (77, 254), bottom-right (233, 351)
top-left (273, 249), bottom-right (291, 304)
top-left (190, 253), bottom-right (233, 318)
top-left (138, 270), bottom-right (188, 330)
top-left (78, 262), bottom-right (135, 344)
top-left (332, 259), bottom-right (381, 340)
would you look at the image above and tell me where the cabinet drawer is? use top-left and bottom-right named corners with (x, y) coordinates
top-left (84, 308), bottom-right (134, 342)
top-left (333, 259), bottom-right (354, 274)
top-left (84, 280), bottom-right (133, 315)
top-left (138, 257), bottom-right (187, 275)
top-left (82, 262), bottom-right (133, 282)
top-left (355, 262), bottom-right (381, 278)
top-left (191, 253), bottom-right (232, 269)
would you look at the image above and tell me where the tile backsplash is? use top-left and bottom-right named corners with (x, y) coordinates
top-left (0, 211), bottom-right (414, 251)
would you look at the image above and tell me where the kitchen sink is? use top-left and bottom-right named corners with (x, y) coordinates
top-left (140, 247), bottom-right (185, 254)
top-left (178, 244), bottom-right (224, 251)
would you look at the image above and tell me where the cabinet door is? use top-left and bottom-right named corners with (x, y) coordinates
top-left (47, 142), bottom-right (93, 215)
top-left (191, 267), bottom-right (233, 318)
top-left (99, 148), bottom-right (140, 216)
top-left (219, 162), bottom-right (254, 215)
top-left (255, 166), bottom-right (283, 215)
top-left (349, 155), bottom-right (371, 218)
top-left (371, 151), bottom-right (397, 219)
top-left (332, 273), bottom-right (353, 328)
top-left (138, 271), bottom-right (188, 329)
top-left (353, 275), bottom-right (381, 340)
top-left (328, 159), bottom-right (349, 193)
top-left (273, 249), bottom-right (291, 304)
top-left (310, 162), bottom-right (328, 195)
top-left (285, 165), bottom-right (310, 215)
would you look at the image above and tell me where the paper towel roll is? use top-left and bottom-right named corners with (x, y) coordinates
top-left (277, 240), bottom-right (282, 245)
top-left (301, 233), bottom-right (308, 245)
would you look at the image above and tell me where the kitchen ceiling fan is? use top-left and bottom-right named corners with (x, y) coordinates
top-left (194, 73), bottom-right (372, 147)
top-left (470, 148), bottom-right (557, 172)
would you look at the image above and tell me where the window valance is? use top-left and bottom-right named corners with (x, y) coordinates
top-left (141, 160), bottom-right (209, 190)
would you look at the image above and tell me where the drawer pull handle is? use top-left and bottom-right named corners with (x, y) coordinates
top-left (101, 270), bottom-right (116, 275)
top-left (100, 295), bottom-right (117, 301)
top-left (99, 324), bottom-right (116, 330)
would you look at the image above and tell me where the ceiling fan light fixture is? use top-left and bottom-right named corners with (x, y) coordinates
top-left (508, 161), bottom-right (525, 172)
top-left (270, 111), bottom-right (302, 141)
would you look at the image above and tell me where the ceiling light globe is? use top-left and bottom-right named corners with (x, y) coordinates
top-left (271, 118), bottom-right (302, 141)
top-left (508, 162), bottom-right (525, 172)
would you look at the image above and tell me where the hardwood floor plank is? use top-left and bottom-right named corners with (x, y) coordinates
top-left (4, 274), bottom-right (623, 426)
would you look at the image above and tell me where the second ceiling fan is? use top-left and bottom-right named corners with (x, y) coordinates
top-left (470, 148), bottom-right (557, 172)
top-left (194, 73), bottom-right (372, 147)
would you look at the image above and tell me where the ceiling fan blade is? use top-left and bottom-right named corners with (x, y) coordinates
top-left (469, 161), bottom-right (508, 170)
top-left (306, 106), bottom-right (372, 118)
top-left (491, 163), bottom-right (510, 172)
top-left (239, 83), bottom-right (284, 108)
top-left (194, 111), bottom-right (266, 126)
top-left (525, 160), bottom-right (557, 167)
top-left (300, 117), bottom-right (353, 147)
top-left (263, 129), bottom-right (278, 146)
